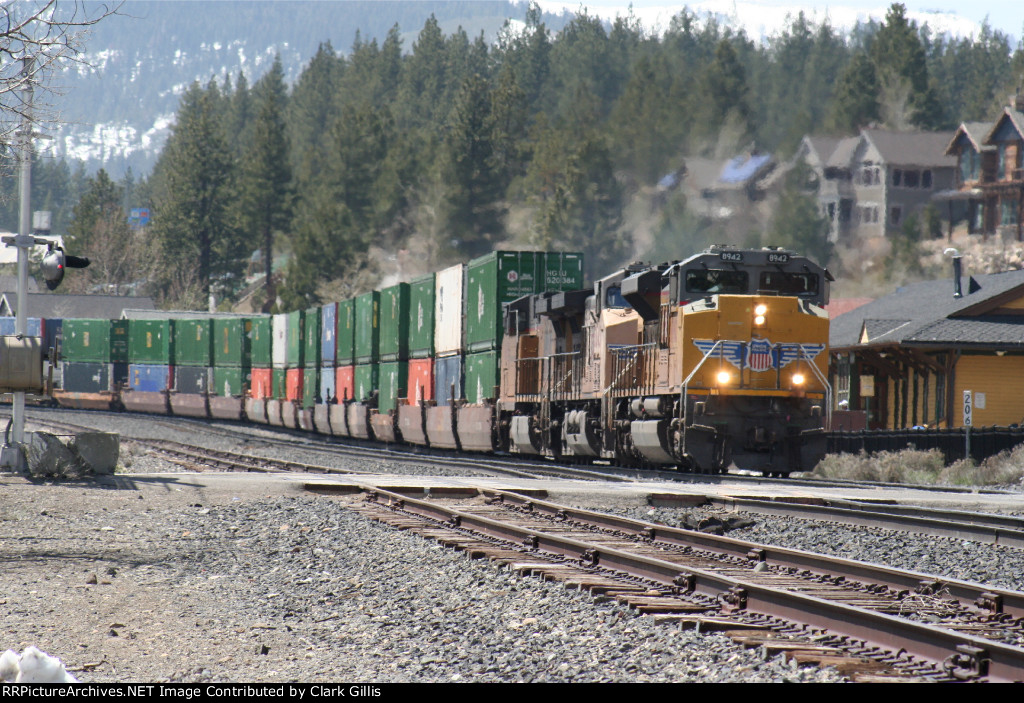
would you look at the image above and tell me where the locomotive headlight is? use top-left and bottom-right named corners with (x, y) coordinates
top-left (717, 370), bottom-right (731, 385)
top-left (754, 304), bottom-right (767, 326)
top-left (792, 373), bottom-right (806, 386)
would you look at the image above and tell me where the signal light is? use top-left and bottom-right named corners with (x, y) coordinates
top-left (716, 370), bottom-right (731, 385)
top-left (41, 245), bottom-right (89, 290)
top-left (792, 373), bottom-right (806, 386)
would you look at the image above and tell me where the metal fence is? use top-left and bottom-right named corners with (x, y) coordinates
top-left (827, 426), bottom-right (1024, 464)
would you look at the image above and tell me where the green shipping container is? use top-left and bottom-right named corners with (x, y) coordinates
top-left (354, 363), bottom-right (379, 403)
top-left (304, 306), bottom-right (321, 368)
top-left (336, 298), bottom-right (355, 366)
top-left (286, 310), bottom-right (305, 367)
top-left (249, 317), bottom-right (272, 367)
top-left (378, 361), bottom-right (407, 413)
top-left (173, 318), bottom-right (213, 366)
top-left (213, 318), bottom-right (252, 368)
top-left (465, 350), bottom-right (500, 404)
top-left (63, 319), bottom-right (114, 363)
top-left (379, 283), bottom-right (410, 362)
top-left (354, 291), bottom-right (380, 364)
top-left (302, 366), bottom-right (319, 408)
top-left (129, 319), bottom-right (173, 364)
top-left (408, 273), bottom-right (435, 358)
top-left (465, 251), bottom-right (585, 353)
top-left (213, 367), bottom-right (247, 397)
top-left (273, 367), bottom-right (286, 399)
top-left (110, 319), bottom-right (130, 363)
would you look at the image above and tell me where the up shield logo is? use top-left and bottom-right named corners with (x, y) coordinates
top-left (693, 338), bottom-right (825, 371)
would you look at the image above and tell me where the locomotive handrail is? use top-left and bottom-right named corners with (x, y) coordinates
top-left (602, 342), bottom-right (657, 397)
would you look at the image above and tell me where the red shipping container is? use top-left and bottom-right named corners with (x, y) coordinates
top-left (335, 365), bottom-right (355, 402)
top-left (250, 368), bottom-right (273, 399)
top-left (286, 368), bottom-right (304, 402)
top-left (406, 357), bottom-right (434, 405)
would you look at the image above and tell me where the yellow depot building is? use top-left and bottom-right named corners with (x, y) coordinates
top-left (830, 266), bottom-right (1024, 430)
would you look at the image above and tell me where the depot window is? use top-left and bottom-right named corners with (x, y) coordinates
top-left (684, 269), bottom-right (748, 295)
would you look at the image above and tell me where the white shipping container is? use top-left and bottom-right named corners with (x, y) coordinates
top-left (272, 313), bottom-right (289, 368)
top-left (434, 263), bottom-right (465, 356)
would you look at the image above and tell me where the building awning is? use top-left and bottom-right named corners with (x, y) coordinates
top-left (932, 188), bottom-right (983, 201)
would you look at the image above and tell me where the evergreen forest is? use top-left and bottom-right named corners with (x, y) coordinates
top-left (17, 3), bottom-right (1024, 309)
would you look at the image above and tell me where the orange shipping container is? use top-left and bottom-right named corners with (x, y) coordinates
top-left (335, 365), bottom-right (355, 403)
top-left (250, 368), bottom-right (273, 399)
top-left (407, 357), bottom-right (434, 405)
top-left (286, 368), bottom-right (304, 402)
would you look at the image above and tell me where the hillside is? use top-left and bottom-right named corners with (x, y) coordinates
top-left (44, 1), bottom-right (561, 176)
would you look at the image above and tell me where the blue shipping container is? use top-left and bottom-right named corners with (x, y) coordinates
top-left (128, 364), bottom-right (173, 392)
top-left (434, 354), bottom-right (463, 406)
top-left (321, 302), bottom-right (337, 367)
top-left (0, 317), bottom-right (42, 337)
top-left (319, 367), bottom-right (336, 404)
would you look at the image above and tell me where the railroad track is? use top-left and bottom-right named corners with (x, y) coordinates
top-left (334, 485), bottom-right (1024, 682)
top-left (23, 405), bottom-right (1022, 494)
top-left (20, 410), bottom-right (1024, 550)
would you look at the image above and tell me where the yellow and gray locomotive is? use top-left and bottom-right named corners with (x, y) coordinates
top-left (499, 246), bottom-right (833, 476)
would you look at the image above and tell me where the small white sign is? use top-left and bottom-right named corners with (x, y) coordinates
top-left (975, 392), bottom-right (986, 410)
top-left (963, 390), bottom-right (972, 427)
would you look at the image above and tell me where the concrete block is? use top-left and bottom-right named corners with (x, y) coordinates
top-left (70, 432), bottom-right (119, 474)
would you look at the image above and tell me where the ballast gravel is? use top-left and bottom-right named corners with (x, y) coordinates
top-left (0, 485), bottom-right (844, 683)
top-left (588, 504), bottom-right (1024, 593)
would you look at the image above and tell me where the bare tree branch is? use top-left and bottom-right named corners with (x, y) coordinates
top-left (0, 0), bottom-right (123, 141)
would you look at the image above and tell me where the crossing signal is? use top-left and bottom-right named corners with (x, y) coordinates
top-left (41, 245), bottom-right (89, 290)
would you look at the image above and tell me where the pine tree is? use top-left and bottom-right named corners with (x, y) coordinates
top-left (149, 81), bottom-right (241, 308)
top-left (765, 161), bottom-right (833, 265)
top-left (828, 52), bottom-right (881, 133)
top-left (869, 3), bottom-right (940, 129)
top-left (441, 72), bottom-right (506, 258)
top-left (238, 55), bottom-right (291, 312)
top-left (64, 169), bottom-right (136, 295)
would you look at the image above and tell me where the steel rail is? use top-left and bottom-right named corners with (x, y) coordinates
top-left (363, 486), bottom-right (1024, 682)
top-left (707, 495), bottom-right (1024, 549)
top-left (489, 490), bottom-right (1024, 621)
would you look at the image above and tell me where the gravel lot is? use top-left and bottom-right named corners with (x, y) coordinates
top-left (6, 408), bottom-right (1024, 682)
top-left (0, 409), bottom-right (848, 683)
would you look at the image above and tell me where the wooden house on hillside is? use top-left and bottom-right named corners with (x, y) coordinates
top-left (942, 96), bottom-right (1024, 240)
top-left (831, 265), bottom-right (1024, 430)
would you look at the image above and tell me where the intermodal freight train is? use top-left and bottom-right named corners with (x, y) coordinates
top-left (49, 246), bottom-right (833, 476)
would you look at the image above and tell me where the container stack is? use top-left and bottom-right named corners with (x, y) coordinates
top-left (463, 251), bottom-right (584, 403)
top-left (335, 297), bottom-right (355, 403)
top-left (211, 316), bottom-right (256, 420)
top-left (378, 282), bottom-right (409, 414)
top-left (170, 317), bottom-right (213, 416)
top-left (124, 318), bottom-right (174, 413)
top-left (354, 291), bottom-right (379, 403)
top-left (407, 273), bottom-right (435, 406)
top-left (298, 306), bottom-right (320, 431)
top-left (433, 263), bottom-right (465, 406)
top-left (58, 319), bottom-right (129, 408)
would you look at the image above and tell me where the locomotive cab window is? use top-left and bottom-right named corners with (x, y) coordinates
top-left (605, 285), bottom-right (630, 309)
top-left (758, 271), bottom-right (818, 296)
top-left (684, 270), bottom-right (748, 295)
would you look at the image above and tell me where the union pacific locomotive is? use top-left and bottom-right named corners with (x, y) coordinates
top-left (51, 246), bottom-right (832, 476)
top-left (500, 246), bottom-right (833, 475)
